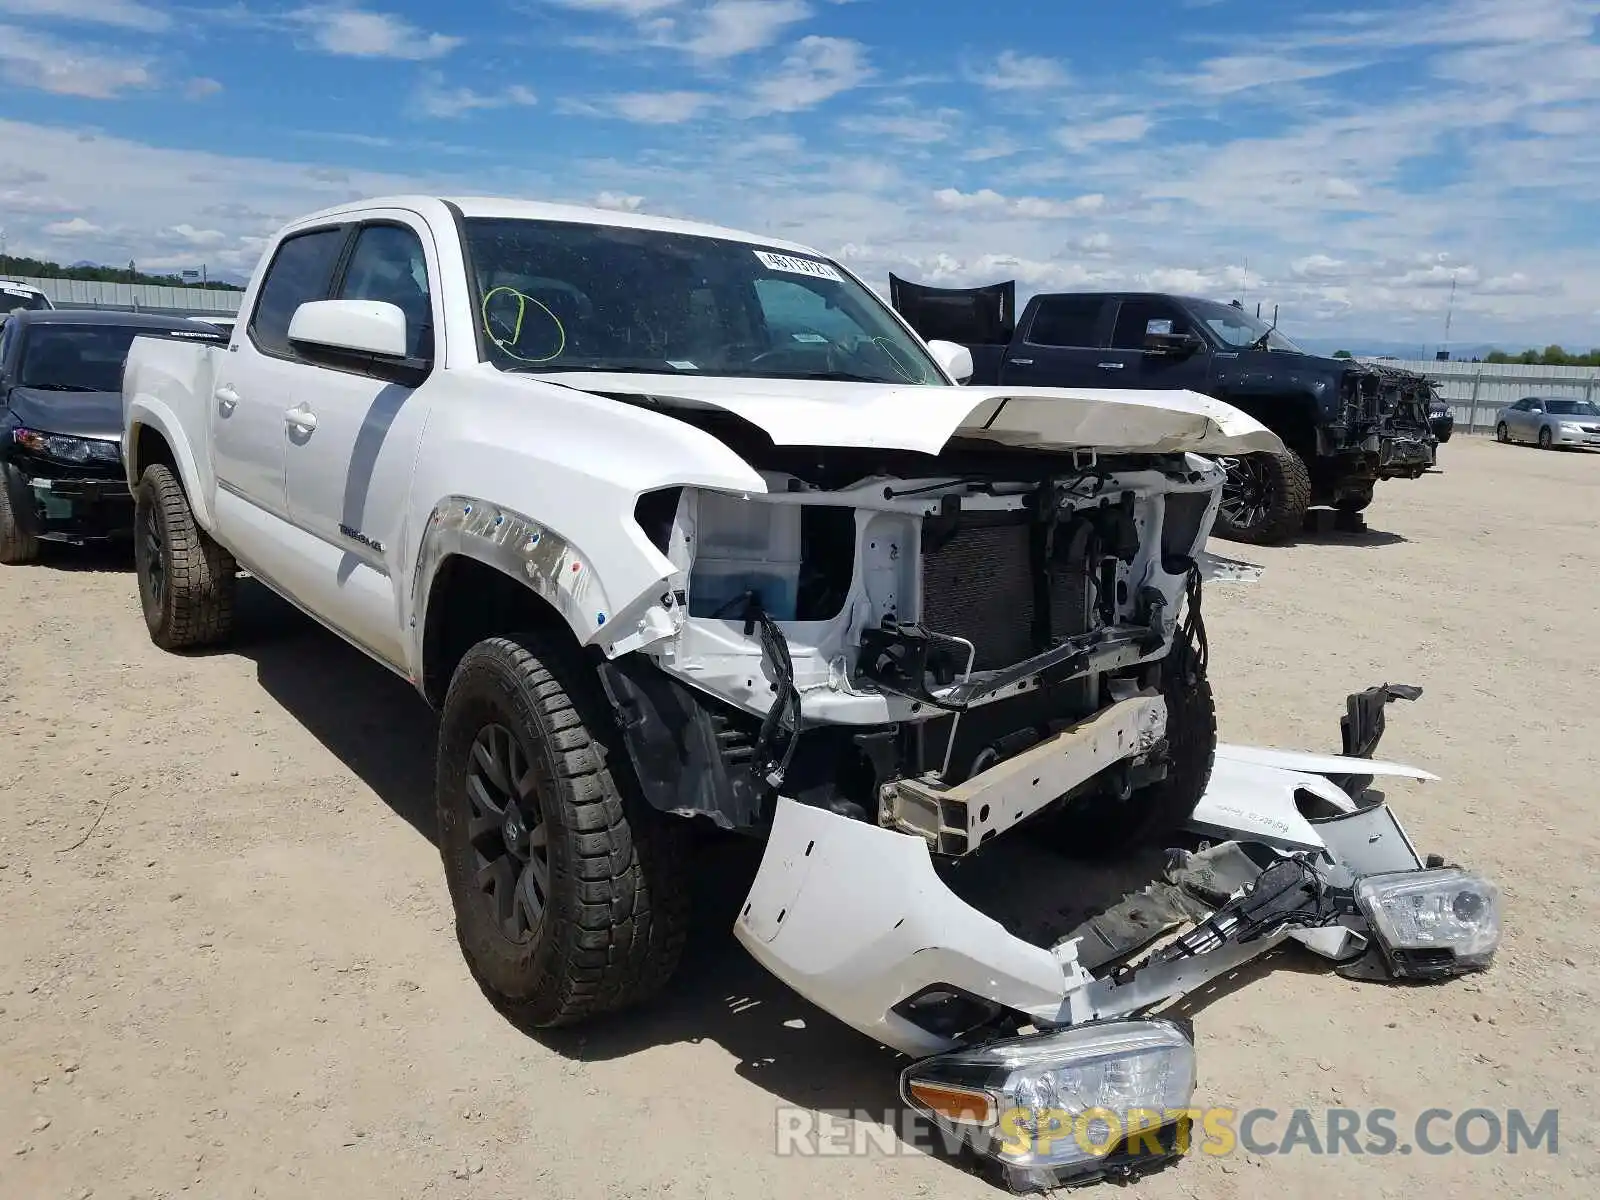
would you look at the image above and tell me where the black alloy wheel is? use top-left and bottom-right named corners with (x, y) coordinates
top-left (464, 722), bottom-right (551, 943)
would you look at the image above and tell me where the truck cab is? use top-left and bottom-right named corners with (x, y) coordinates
top-left (889, 278), bottom-right (1439, 544)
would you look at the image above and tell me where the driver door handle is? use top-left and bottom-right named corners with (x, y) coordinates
top-left (1098, 362), bottom-right (1125, 370)
top-left (285, 406), bottom-right (318, 434)
top-left (214, 384), bottom-right (239, 414)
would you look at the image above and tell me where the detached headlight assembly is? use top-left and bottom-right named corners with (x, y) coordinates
top-left (901, 1019), bottom-right (1197, 1191)
top-left (1356, 868), bottom-right (1501, 978)
top-left (13, 427), bottom-right (121, 466)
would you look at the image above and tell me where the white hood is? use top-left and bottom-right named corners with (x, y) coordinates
top-left (542, 372), bottom-right (1285, 457)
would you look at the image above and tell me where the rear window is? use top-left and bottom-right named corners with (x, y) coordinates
top-left (2, 287), bottom-right (51, 312)
top-left (1027, 296), bottom-right (1103, 348)
top-left (20, 324), bottom-right (224, 392)
top-left (248, 227), bottom-right (349, 357)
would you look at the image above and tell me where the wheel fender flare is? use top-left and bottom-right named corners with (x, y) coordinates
top-left (410, 495), bottom-right (678, 671)
top-left (125, 399), bottom-right (214, 529)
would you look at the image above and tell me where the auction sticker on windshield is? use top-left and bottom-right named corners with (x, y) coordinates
top-left (755, 250), bottom-right (843, 281)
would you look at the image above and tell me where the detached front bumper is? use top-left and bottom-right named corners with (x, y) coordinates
top-left (734, 684), bottom-right (1501, 1190)
top-left (3, 461), bottom-right (133, 544)
top-left (1373, 428), bottom-right (1436, 477)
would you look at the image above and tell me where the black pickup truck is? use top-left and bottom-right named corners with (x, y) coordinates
top-left (889, 278), bottom-right (1439, 544)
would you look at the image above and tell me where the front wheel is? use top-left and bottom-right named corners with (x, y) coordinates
top-left (1496, 422), bottom-right (1510, 444)
top-left (1046, 630), bottom-right (1217, 856)
top-left (436, 634), bottom-right (690, 1028)
top-left (0, 465), bottom-right (40, 565)
top-left (1213, 448), bottom-right (1312, 545)
top-left (133, 463), bottom-right (236, 649)
top-left (1538, 427), bottom-right (1554, 450)
top-left (1336, 483), bottom-right (1375, 515)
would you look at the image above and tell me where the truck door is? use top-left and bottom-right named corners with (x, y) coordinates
top-left (999, 295), bottom-right (1112, 388)
top-left (216, 225), bottom-right (349, 542)
top-left (1098, 297), bottom-right (1211, 392)
top-left (280, 215), bottom-right (441, 670)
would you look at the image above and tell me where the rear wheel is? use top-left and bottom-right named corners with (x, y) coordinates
top-left (133, 463), bottom-right (236, 650)
top-left (436, 634), bottom-right (690, 1028)
top-left (0, 466), bottom-right (40, 565)
top-left (1213, 448), bottom-right (1312, 545)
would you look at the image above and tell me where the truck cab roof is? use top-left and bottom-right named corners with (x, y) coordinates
top-left (283, 194), bottom-right (831, 261)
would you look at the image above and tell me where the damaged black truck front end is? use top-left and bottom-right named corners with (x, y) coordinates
top-left (884, 278), bottom-right (1440, 546)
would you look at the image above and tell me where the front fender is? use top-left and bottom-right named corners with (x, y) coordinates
top-left (123, 397), bottom-right (215, 529)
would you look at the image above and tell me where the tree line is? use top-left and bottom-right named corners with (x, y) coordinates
top-left (0, 254), bottom-right (245, 292)
top-left (1481, 346), bottom-right (1600, 366)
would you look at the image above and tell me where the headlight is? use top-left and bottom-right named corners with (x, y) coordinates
top-left (901, 1019), bottom-right (1197, 1188)
top-left (13, 427), bottom-right (121, 465)
top-left (1560, 422), bottom-right (1584, 434)
top-left (1355, 868), bottom-right (1501, 977)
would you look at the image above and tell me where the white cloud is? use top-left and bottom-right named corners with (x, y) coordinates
top-left (933, 187), bottom-right (1105, 219)
top-left (575, 90), bottom-right (717, 123)
top-left (594, 191), bottom-right (645, 211)
top-left (961, 134), bottom-right (1022, 162)
top-left (1055, 114), bottom-right (1152, 151)
top-left (681, 0), bottom-right (810, 59)
top-left (0, 0), bottom-right (168, 30)
top-left (166, 224), bottom-right (228, 247)
top-left (0, 23), bottom-right (151, 97)
top-left (550, 0), bottom-right (681, 12)
top-left (44, 216), bottom-right (102, 236)
top-left (290, 6), bottom-right (462, 60)
top-left (838, 108), bottom-right (960, 144)
top-left (744, 35), bottom-right (870, 114)
top-left (414, 74), bottom-right (537, 118)
top-left (972, 50), bottom-right (1070, 92)
top-left (1176, 53), bottom-right (1364, 96)
top-left (0, 186), bottom-right (78, 214)
top-left (184, 77), bottom-right (224, 101)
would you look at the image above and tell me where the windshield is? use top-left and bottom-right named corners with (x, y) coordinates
top-left (2, 287), bottom-right (51, 312)
top-left (460, 217), bottom-right (947, 385)
top-left (1545, 399), bottom-right (1600, 417)
top-left (19, 324), bottom-right (222, 391)
top-left (1186, 298), bottom-right (1305, 353)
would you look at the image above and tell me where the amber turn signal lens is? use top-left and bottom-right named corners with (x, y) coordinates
top-left (905, 1079), bottom-right (996, 1127)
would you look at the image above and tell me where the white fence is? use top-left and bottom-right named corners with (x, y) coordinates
top-left (1361, 358), bottom-right (1600, 432)
top-left (7, 275), bottom-right (243, 317)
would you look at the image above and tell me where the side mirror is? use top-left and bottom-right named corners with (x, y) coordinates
top-left (288, 299), bottom-right (409, 359)
top-left (927, 339), bottom-right (974, 384)
top-left (1143, 319), bottom-right (1202, 357)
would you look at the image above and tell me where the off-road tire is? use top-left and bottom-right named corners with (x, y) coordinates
top-left (1048, 633), bottom-right (1217, 857)
top-left (1496, 422), bottom-right (1510, 444)
top-left (1213, 447), bottom-right (1312, 546)
top-left (1336, 484), bottom-right (1375, 515)
top-left (436, 634), bottom-right (690, 1028)
top-left (133, 462), bottom-right (237, 650)
top-left (1538, 427), bottom-right (1554, 451)
top-left (0, 466), bottom-right (40, 565)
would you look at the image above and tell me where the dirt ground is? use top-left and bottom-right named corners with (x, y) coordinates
top-left (2, 434), bottom-right (1596, 1200)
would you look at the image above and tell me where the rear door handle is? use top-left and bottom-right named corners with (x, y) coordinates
top-left (285, 406), bottom-right (318, 434)
top-left (1098, 362), bottom-right (1125, 370)
top-left (214, 384), bottom-right (239, 414)
top-left (1010, 358), bottom-right (1034, 366)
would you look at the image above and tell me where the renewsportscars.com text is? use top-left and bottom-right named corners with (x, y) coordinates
top-left (774, 1106), bottom-right (1559, 1159)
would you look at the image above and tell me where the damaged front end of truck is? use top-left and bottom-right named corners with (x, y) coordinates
top-left (561, 381), bottom-right (1498, 1192)
top-left (1330, 361), bottom-right (1439, 489)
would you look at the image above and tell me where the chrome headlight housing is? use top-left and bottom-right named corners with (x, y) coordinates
top-left (1355, 867), bottom-right (1501, 978)
top-left (901, 1019), bottom-right (1197, 1190)
top-left (13, 427), bottom-right (121, 466)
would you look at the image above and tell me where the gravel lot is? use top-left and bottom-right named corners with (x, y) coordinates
top-left (2, 434), bottom-right (1595, 1199)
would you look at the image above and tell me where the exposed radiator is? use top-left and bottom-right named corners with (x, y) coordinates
top-left (919, 515), bottom-right (1093, 672)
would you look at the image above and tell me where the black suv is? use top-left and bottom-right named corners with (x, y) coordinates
top-left (889, 279), bottom-right (1439, 544)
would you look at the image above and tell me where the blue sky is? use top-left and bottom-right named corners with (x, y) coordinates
top-left (2, 0), bottom-right (1598, 346)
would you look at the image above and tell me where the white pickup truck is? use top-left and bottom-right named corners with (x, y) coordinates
top-left (123, 196), bottom-right (1500, 1190)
